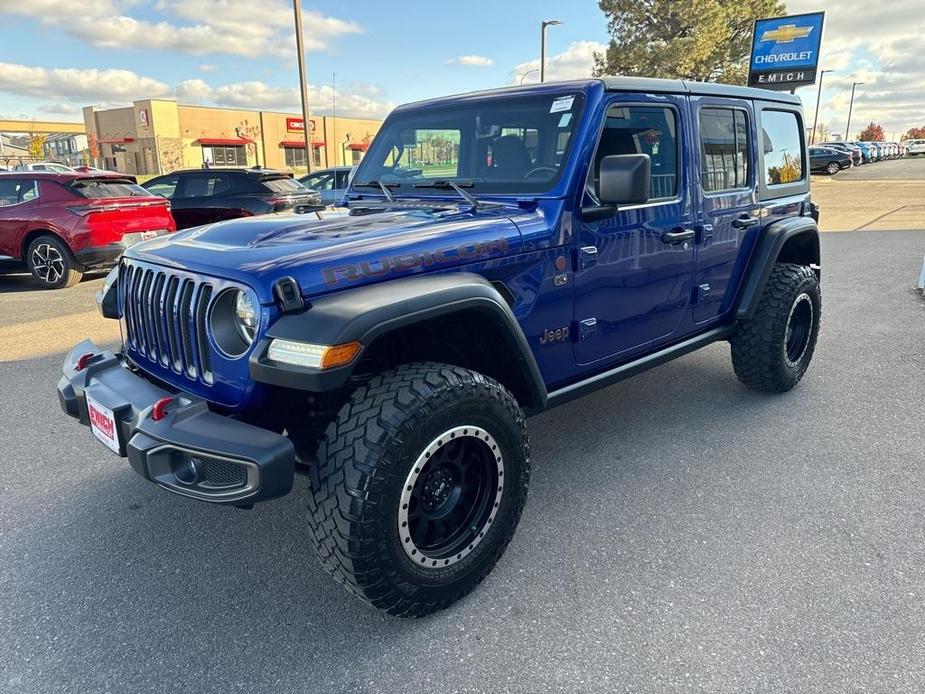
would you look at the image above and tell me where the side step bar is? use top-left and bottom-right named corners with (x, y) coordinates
top-left (543, 325), bottom-right (735, 411)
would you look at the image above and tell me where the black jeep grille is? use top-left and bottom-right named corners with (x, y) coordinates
top-left (121, 261), bottom-right (214, 385)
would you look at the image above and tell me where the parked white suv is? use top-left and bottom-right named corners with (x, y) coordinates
top-left (13, 162), bottom-right (75, 172)
top-left (901, 139), bottom-right (925, 156)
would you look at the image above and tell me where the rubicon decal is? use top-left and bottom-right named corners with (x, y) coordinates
top-left (322, 238), bottom-right (510, 286)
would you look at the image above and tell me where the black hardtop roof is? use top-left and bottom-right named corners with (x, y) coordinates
top-left (165, 167), bottom-right (292, 177)
top-left (394, 76), bottom-right (802, 112)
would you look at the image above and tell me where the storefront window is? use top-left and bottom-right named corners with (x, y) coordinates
top-left (285, 147), bottom-right (307, 168)
top-left (205, 145), bottom-right (245, 166)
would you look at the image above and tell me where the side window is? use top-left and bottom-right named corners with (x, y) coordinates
top-left (591, 104), bottom-right (679, 201)
top-left (336, 170), bottom-right (350, 188)
top-left (19, 180), bottom-right (38, 201)
top-left (145, 175), bottom-right (179, 199)
top-left (761, 110), bottom-right (804, 185)
top-left (177, 174), bottom-right (232, 198)
top-left (305, 173), bottom-right (334, 191)
top-left (0, 179), bottom-right (21, 205)
top-left (699, 108), bottom-right (750, 192)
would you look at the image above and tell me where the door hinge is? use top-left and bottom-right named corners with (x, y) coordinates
top-left (695, 283), bottom-right (711, 304)
top-left (578, 246), bottom-right (598, 271)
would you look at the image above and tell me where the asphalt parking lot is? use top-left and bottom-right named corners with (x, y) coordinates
top-left (1, 227), bottom-right (924, 693)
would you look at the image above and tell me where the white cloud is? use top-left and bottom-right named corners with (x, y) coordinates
top-left (176, 79), bottom-right (394, 119)
top-left (447, 55), bottom-right (494, 66)
top-left (512, 41), bottom-right (605, 84)
top-left (0, 62), bottom-right (171, 103)
top-left (0, 0), bottom-right (361, 57)
top-left (198, 64), bottom-right (216, 73)
top-left (0, 60), bottom-right (392, 120)
top-left (786, 0), bottom-right (925, 136)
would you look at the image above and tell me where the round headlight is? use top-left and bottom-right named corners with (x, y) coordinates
top-left (234, 290), bottom-right (257, 343)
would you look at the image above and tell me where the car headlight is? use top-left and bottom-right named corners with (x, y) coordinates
top-left (234, 290), bottom-right (257, 343)
top-left (267, 339), bottom-right (361, 369)
top-left (209, 288), bottom-right (258, 358)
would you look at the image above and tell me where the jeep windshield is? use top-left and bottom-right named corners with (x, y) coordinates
top-left (353, 92), bottom-right (585, 196)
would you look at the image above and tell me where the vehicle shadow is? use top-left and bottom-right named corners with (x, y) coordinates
top-left (2, 343), bottom-right (811, 691)
top-left (0, 267), bottom-right (108, 294)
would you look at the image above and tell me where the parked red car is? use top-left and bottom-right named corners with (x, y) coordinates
top-left (0, 171), bottom-right (175, 289)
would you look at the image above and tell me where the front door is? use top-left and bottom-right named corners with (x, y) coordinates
top-left (573, 94), bottom-right (696, 366)
top-left (690, 97), bottom-right (760, 323)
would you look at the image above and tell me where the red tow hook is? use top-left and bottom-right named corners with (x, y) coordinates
top-left (151, 397), bottom-right (174, 422)
top-left (75, 352), bottom-right (95, 371)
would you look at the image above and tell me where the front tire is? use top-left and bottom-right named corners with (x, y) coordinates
top-left (730, 263), bottom-right (821, 393)
top-left (26, 234), bottom-right (83, 289)
top-left (307, 362), bottom-right (530, 617)
top-left (825, 161), bottom-right (840, 175)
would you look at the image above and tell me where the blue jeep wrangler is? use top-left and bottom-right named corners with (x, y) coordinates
top-left (58, 78), bottom-right (821, 616)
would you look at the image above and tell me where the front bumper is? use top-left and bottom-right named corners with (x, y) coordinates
top-left (57, 339), bottom-right (294, 505)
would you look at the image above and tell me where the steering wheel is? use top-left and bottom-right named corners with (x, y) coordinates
top-left (524, 166), bottom-right (558, 179)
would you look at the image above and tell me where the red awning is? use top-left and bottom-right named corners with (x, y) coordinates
top-left (98, 137), bottom-right (135, 144)
top-left (346, 143), bottom-right (369, 151)
top-left (195, 137), bottom-right (253, 146)
top-left (279, 140), bottom-right (325, 148)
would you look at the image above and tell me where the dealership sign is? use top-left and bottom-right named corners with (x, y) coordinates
top-left (748, 12), bottom-right (825, 90)
top-left (286, 117), bottom-right (316, 132)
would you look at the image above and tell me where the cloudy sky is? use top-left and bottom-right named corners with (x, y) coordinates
top-left (0, 0), bottom-right (922, 138)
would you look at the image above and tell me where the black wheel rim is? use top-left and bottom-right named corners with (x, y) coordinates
top-left (398, 426), bottom-right (503, 569)
top-left (785, 292), bottom-right (813, 366)
top-left (31, 243), bottom-right (65, 285)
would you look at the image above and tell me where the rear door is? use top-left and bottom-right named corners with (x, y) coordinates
top-left (0, 178), bottom-right (37, 259)
top-left (573, 94), bottom-right (696, 366)
top-left (690, 98), bottom-right (759, 324)
top-left (171, 173), bottom-right (236, 228)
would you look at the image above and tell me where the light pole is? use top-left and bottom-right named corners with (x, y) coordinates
top-left (292, 0), bottom-right (313, 173)
top-left (540, 19), bottom-right (562, 83)
top-left (520, 68), bottom-right (539, 84)
top-left (845, 81), bottom-right (864, 141)
top-left (810, 69), bottom-right (833, 145)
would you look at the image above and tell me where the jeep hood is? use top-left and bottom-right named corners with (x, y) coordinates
top-left (125, 205), bottom-right (526, 304)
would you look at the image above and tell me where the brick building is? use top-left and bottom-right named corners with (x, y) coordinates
top-left (82, 99), bottom-right (382, 176)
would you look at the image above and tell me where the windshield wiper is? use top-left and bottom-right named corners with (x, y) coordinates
top-left (412, 180), bottom-right (485, 209)
top-left (353, 180), bottom-right (399, 202)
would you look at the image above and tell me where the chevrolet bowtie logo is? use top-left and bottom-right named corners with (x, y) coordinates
top-left (760, 24), bottom-right (813, 43)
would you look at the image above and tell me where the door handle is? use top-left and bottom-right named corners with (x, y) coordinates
top-left (661, 228), bottom-right (695, 245)
top-left (731, 215), bottom-right (759, 229)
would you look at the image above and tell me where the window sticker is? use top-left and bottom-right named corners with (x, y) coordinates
top-left (557, 113), bottom-right (572, 128)
top-left (550, 95), bottom-right (575, 114)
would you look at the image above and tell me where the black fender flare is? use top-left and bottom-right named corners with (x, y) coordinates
top-left (734, 216), bottom-right (820, 320)
top-left (249, 273), bottom-right (548, 409)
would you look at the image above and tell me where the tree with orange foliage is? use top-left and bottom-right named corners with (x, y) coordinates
top-left (856, 122), bottom-right (885, 141)
top-left (903, 126), bottom-right (925, 140)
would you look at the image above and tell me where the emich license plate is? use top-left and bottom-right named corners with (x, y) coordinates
top-left (87, 395), bottom-right (120, 454)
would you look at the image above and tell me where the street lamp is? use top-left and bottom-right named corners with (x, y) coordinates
top-left (845, 81), bottom-right (864, 141)
top-left (810, 69), bottom-right (833, 145)
top-left (292, 0), bottom-right (314, 173)
top-left (540, 20), bottom-right (562, 83)
top-left (520, 68), bottom-right (539, 84)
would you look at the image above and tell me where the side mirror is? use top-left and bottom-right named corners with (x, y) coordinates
top-left (598, 153), bottom-right (650, 206)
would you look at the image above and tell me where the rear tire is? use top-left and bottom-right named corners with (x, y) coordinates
top-left (825, 161), bottom-right (839, 175)
top-left (26, 234), bottom-right (83, 289)
top-left (730, 263), bottom-right (821, 393)
top-left (306, 362), bottom-right (530, 617)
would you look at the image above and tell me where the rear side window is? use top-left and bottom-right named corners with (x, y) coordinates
top-left (70, 179), bottom-right (149, 199)
top-left (0, 179), bottom-right (38, 205)
top-left (260, 176), bottom-right (304, 193)
top-left (145, 175), bottom-right (179, 198)
top-left (699, 108), bottom-right (750, 192)
top-left (591, 104), bottom-right (679, 201)
top-left (761, 110), bottom-right (804, 185)
top-left (176, 174), bottom-right (233, 198)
